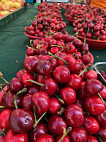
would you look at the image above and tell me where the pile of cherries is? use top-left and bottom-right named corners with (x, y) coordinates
top-left (0, 2), bottom-right (106, 142)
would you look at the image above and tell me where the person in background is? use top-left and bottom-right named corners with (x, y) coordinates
top-left (88, 0), bottom-right (106, 11)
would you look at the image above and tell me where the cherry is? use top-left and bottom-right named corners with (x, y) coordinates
top-left (0, 135), bottom-right (5, 142)
top-left (84, 116), bottom-right (100, 134)
top-left (30, 123), bottom-right (48, 142)
top-left (56, 135), bottom-right (70, 142)
top-left (69, 127), bottom-right (87, 142)
top-left (81, 43), bottom-right (89, 54)
top-left (16, 69), bottom-right (26, 81)
top-left (0, 85), bottom-right (8, 105)
top-left (84, 96), bottom-right (105, 115)
top-left (67, 74), bottom-right (82, 90)
top-left (40, 78), bottom-right (58, 96)
top-left (32, 91), bottom-right (50, 115)
top-left (28, 85), bottom-right (40, 95)
top-left (99, 86), bottom-right (106, 100)
top-left (49, 98), bottom-right (61, 114)
top-left (73, 39), bottom-right (83, 48)
top-left (9, 109), bottom-right (34, 133)
top-left (66, 42), bottom-right (75, 54)
top-left (98, 127), bottom-right (106, 141)
top-left (65, 104), bottom-right (84, 127)
top-left (53, 65), bottom-right (70, 83)
top-left (22, 94), bottom-right (32, 110)
top-left (72, 59), bottom-right (82, 74)
top-left (36, 60), bottom-right (52, 75)
top-left (26, 47), bottom-right (35, 56)
top-left (3, 91), bottom-right (22, 109)
top-left (9, 77), bottom-right (23, 93)
top-left (82, 54), bottom-right (91, 65)
top-left (22, 72), bottom-right (34, 86)
top-left (85, 79), bottom-right (103, 96)
top-left (5, 129), bottom-right (28, 142)
top-left (50, 47), bottom-right (59, 54)
top-left (48, 115), bottom-right (67, 135)
top-left (96, 109), bottom-right (106, 127)
top-left (85, 70), bottom-right (97, 80)
top-left (36, 134), bottom-right (54, 142)
top-left (60, 87), bottom-right (76, 105)
top-left (23, 56), bottom-right (38, 73)
top-left (0, 109), bottom-right (11, 129)
top-left (87, 135), bottom-right (98, 142)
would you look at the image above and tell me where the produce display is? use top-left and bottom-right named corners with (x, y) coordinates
top-left (0, 0), bottom-right (24, 18)
top-left (0, 2), bottom-right (106, 142)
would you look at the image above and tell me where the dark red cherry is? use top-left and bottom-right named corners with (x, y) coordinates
top-left (85, 79), bottom-right (103, 96)
top-left (23, 56), bottom-right (38, 73)
top-left (84, 116), bottom-right (100, 134)
top-left (98, 127), bottom-right (106, 141)
top-left (9, 77), bottom-right (23, 93)
top-left (26, 48), bottom-right (35, 56)
top-left (48, 115), bottom-right (67, 135)
top-left (22, 72), bottom-right (34, 86)
top-left (36, 134), bottom-right (54, 142)
top-left (82, 54), bottom-right (91, 65)
top-left (84, 96), bottom-right (105, 115)
top-left (9, 109), bottom-right (34, 133)
top-left (0, 109), bottom-right (11, 129)
top-left (32, 91), bottom-right (50, 115)
top-left (69, 127), bottom-right (87, 142)
top-left (53, 65), bottom-right (70, 83)
top-left (49, 97), bottom-right (61, 114)
top-left (3, 91), bottom-right (22, 109)
top-left (67, 74), bottom-right (82, 90)
top-left (87, 135), bottom-right (98, 142)
top-left (30, 123), bottom-right (48, 142)
top-left (5, 129), bottom-right (28, 142)
top-left (16, 69), bottom-right (26, 81)
top-left (96, 109), bottom-right (106, 127)
top-left (99, 86), bottom-right (106, 99)
top-left (60, 87), bottom-right (76, 105)
top-left (28, 85), bottom-right (40, 95)
top-left (85, 70), bottom-right (97, 80)
top-left (56, 135), bottom-right (70, 142)
top-left (65, 104), bottom-right (84, 127)
top-left (36, 60), bottom-right (52, 75)
top-left (22, 94), bottom-right (32, 110)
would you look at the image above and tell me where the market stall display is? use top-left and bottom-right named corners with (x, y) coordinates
top-left (0, 0), bottom-right (24, 18)
top-left (0, 2), bottom-right (106, 142)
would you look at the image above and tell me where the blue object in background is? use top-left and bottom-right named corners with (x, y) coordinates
top-left (26, 0), bottom-right (34, 3)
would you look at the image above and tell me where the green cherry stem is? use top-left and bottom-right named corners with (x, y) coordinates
top-left (98, 93), bottom-right (106, 105)
top-left (79, 67), bottom-right (87, 77)
top-left (14, 95), bottom-right (18, 109)
top-left (0, 106), bottom-right (5, 109)
top-left (27, 80), bottom-right (44, 87)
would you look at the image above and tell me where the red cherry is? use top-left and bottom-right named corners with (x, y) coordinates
top-left (99, 86), bottom-right (106, 99)
top-left (9, 109), bottom-right (34, 133)
top-left (9, 77), bottom-right (23, 93)
top-left (22, 94), bottom-right (32, 110)
top-left (69, 127), bottom-right (87, 142)
top-left (32, 91), bottom-right (50, 115)
top-left (65, 104), bottom-right (84, 127)
top-left (53, 65), bottom-right (70, 83)
top-left (84, 116), bottom-right (100, 134)
top-left (85, 70), bottom-right (97, 80)
top-left (56, 135), bottom-right (70, 142)
top-left (48, 115), bottom-right (67, 135)
top-left (78, 82), bottom-right (87, 100)
top-left (5, 129), bottom-right (28, 142)
top-left (0, 109), bottom-right (11, 129)
top-left (49, 98), bottom-right (61, 114)
top-left (22, 72), bottom-right (34, 86)
top-left (23, 56), bottom-right (38, 73)
top-left (50, 47), bottom-right (59, 54)
top-left (30, 123), bottom-right (48, 142)
top-left (82, 54), bottom-right (91, 65)
top-left (84, 96), bottom-right (105, 115)
top-left (41, 78), bottom-right (58, 96)
top-left (87, 135), bottom-right (98, 142)
top-left (67, 74), bottom-right (82, 90)
top-left (26, 48), bottom-right (35, 56)
top-left (16, 69), bottom-right (26, 81)
top-left (96, 109), bottom-right (106, 127)
top-left (60, 87), bottom-right (76, 105)
top-left (85, 79), bottom-right (103, 96)
top-left (36, 134), bottom-right (54, 142)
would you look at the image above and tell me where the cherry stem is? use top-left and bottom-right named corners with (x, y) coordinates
top-left (55, 95), bottom-right (64, 104)
top-left (51, 45), bottom-right (64, 51)
top-left (84, 38), bottom-right (86, 45)
top-left (26, 45), bottom-right (36, 51)
top-left (0, 106), bottom-right (5, 109)
top-left (16, 88), bottom-right (27, 95)
top-left (48, 52), bottom-right (68, 65)
top-left (14, 95), bottom-right (18, 109)
top-left (33, 106), bottom-right (37, 124)
top-left (58, 127), bottom-right (72, 142)
top-left (27, 80), bottom-right (44, 87)
top-left (79, 67), bottom-right (87, 77)
top-left (98, 93), bottom-right (106, 105)
top-left (0, 77), bottom-right (9, 84)
top-left (97, 34), bottom-right (102, 40)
